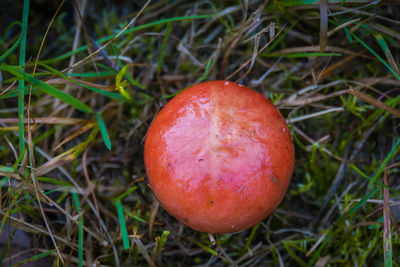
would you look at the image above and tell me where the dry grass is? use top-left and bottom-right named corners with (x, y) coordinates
top-left (1, 0), bottom-right (400, 266)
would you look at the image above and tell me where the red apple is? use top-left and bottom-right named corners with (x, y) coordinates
top-left (144, 81), bottom-right (294, 234)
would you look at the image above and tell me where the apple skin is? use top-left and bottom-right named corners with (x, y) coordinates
top-left (144, 81), bottom-right (294, 234)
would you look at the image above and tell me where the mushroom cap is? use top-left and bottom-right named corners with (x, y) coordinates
top-left (144, 81), bottom-right (294, 234)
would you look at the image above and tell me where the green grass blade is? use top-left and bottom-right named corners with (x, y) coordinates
top-left (115, 186), bottom-right (137, 201)
top-left (243, 224), bottom-right (259, 254)
top-left (0, 32), bottom-right (21, 63)
top-left (0, 166), bottom-right (14, 172)
top-left (153, 230), bottom-right (170, 258)
top-left (116, 199), bottom-right (130, 250)
top-left (67, 70), bottom-right (115, 78)
top-left (18, 0), bottom-right (29, 154)
top-left (1, 64), bottom-right (93, 113)
top-left (374, 33), bottom-right (390, 56)
top-left (12, 249), bottom-right (55, 267)
top-left (282, 241), bottom-right (307, 267)
top-left (115, 64), bottom-right (132, 101)
top-left (39, 63), bottom-right (125, 101)
top-left (37, 177), bottom-right (73, 187)
top-left (197, 58), bottom-right (213, 82)
top-left (32, 127), bottom-right (55, 145)
top-left (337, 187), bottom-right (379, 222)
top-left (189, 237), bottom-right (218, 256)
top-left (344, 27), bottom-right (353, 43)
top-left (352, 34), bottom-right (400, 81)
top-left (96, 112), bottom-right (111, 150)
top-left (112, 47), bottom-right (146, 91)
top-left (157, 231), bottom-right (169, 252)
top-left (349, 164), bottom-right (400, 194)
top-left (72, 192), bottom-right (83, 267)
top-left (369, 136), bottom-right (400, 187)
top-left (374, 33), bottom-right (399, 75)
top-left (3, 21), bottom-right (22, 40)
top-left (0, 86), bottom-right (37, 99)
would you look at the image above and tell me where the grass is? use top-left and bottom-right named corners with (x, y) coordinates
top-left (18, 0), bottom-right (29, 155)
top-left (0, 0), bottom-right (400, 266)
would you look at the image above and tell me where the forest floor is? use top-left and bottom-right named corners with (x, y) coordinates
top-left (0, 0), bottom-right (400, 266)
